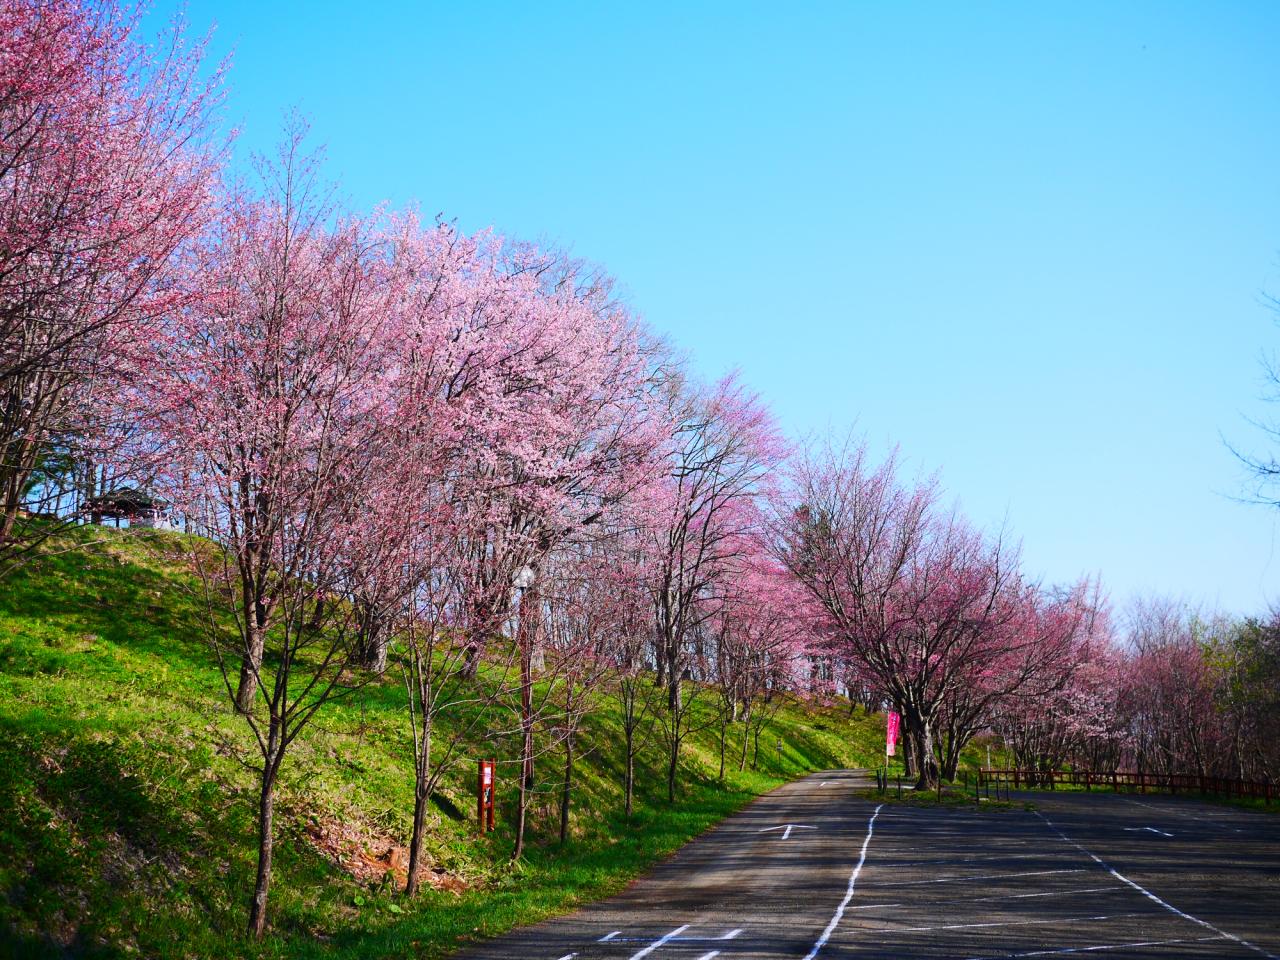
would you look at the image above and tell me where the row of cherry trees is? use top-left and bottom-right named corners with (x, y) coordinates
top-left (10, 0), bottom-right (1275, 942)
top-left (997, 598), bottom-right (1280, 784)
top-left (768, 442), bottom-right (1105, 786)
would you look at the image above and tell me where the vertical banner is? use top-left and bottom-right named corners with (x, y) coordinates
top-left (477, 759), bottom-right (495, 832)
top-left (886, 710), bottom-right (901, 757)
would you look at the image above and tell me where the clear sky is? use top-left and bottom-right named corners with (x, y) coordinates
top-left (150, 1), bottom-right (1280, 615)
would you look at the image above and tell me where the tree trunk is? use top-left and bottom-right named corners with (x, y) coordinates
top-left (559, 733), bottom-right (573, 845)
top-left (235, 617), bottom-right (265, 714)
top-left (405, 785), bottom-right (429, 896)
top-left (513, 659), bottom-right (534, 859)
top-left (666, 678), bottom-right (682, 802)
top-left (718, 717), bottom-right (728, 781)
top-left (512, 579), bottom-right (538, 860)
top-left (667, 733), bottom-right (679, 803)
top-left (624, 735), bottom-right (635, 819)
top-left (901, 724), bottom-right (916, 778)
top-left (247, 761), bottom-right (279, 937)
top-left (910, 714), bottom-right (941, 790)
top-left (354, 598), bottom-right (388, 673)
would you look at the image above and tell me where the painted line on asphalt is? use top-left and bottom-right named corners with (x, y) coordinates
top-left (582, 931), bottom-right (743, 945)
top-left (890, 912), bottom-right (1151, 933)
top-left (629, 924), bottom-right (689, 960)
top-left (802, 802), bottom-right (883, 960)
top-left (870, 868), bottom-right (1087, 887)
top-left (1036, 811), bottom-right (1279, 958)
top-left (759, 824), bottom-right (817, 840)
top-left (845, 885), bottom-right (1124, 912)
top-left (963, 935), bottom-right (1227, 959)
top-left (887, 851), bottom-right (1061, 867)
top-left (1120, 797), bottom-right (1246, 832)
top-left (555, 954), bottom-right (576, 960)
top-left (1123, 826), bottom-right (1173, 837)
top-left (695, 953), bottom-right (720, 960)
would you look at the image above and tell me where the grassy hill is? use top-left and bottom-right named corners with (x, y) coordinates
top-left (1, 526), bottom-right (904, 959)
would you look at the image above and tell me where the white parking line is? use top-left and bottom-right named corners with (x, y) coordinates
top-left (695, 953), bottom-right (720, 960)
top-left (963, 935), bottom-right (1226, 958)
top-left (599, 931), bottom-right (620, 942)
top-left (892, 912), bottom-right (1150, 933)
top-left (629, 924), bottom-right (689, 960)
top-left (802, 803), bottom-right (883, 960)
top-left (888, 851), bottom-right (1061, 867)
top-left (555, 954), bottom-right (577, 960)
top-left (1120, 797), bottom-right (1246, 832)
top-left (846, 885), bottom-right (1123, 912)
top-left (1036, 811), bottom-right (1279, 959)
top-left (870, 868), bottom-right (1086, 887)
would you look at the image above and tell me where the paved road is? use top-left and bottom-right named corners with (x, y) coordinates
top-left (455, 769), bottom-right (1280, 959)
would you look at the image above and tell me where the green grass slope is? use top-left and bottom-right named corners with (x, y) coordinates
top-left (0, 527), bottom-right (889, 959)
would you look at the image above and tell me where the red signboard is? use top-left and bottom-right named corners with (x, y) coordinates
top-left (477, 759), bottom-right (495, 832)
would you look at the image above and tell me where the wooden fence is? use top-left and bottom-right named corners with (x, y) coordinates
top-left (978, 768), bottom-right (1274, 803)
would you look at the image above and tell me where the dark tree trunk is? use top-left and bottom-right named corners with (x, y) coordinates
top-left (901, 723), bottom-right (916, 778)
top-left (512, 578), bottom-right (538, 860)
top-left (559, 734), bottom-right (574, 845)
top-left (247, 760), bottom-right (279, 938)
top-left (718, 717), bottom-right (728, 781)
top-left (624, 734), bottom-right (635, 818)
top-left (354, 598), bottom-right (388, 673)
top-left (235, 616), bottom-right (265, 714)
top-left (666, 733), bottom-right (679, 803)
top-left (405, 785), bottom-right (429, 896)
top-left (666, 677), bottom-right (683, 802)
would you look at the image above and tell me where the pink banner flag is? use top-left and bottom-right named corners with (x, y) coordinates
top-left (886, 710), bottom-right (900, 757)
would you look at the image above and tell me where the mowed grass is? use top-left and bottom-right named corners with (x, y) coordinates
top-left (0, 525), bottom-right (888, 959)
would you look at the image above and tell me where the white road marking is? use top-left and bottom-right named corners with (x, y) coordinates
top-left (892, 912), bottom-right (1150, 933)
top-left (845, 885), bottom-right (1123, 911)
top-left (870, 868), bottom-right (1086, 887)
top-left (889, 851), bottom-right (1057, 867)
top-left (599, 931), bottom-right (620, 942)
top-left (1123, 826), bottom-right (1173, 837)
top-left (1120, 797), bottom-right (1246, 832)
top-left (1036, 811), bottom-right (1279, 958)
top-left (759, 823), bottom-right (816, 840)
top-left (695, 953), bottom-right (720, 960)
top-left (555, 954), bottom-right (577, 960)
top-left (802, 803), bottom-right (883, 960)
top-left (629, 924), bottom-right (689, 960)
top-left (591, 931), bottom-right (744, 945)
top-left (963, 935), bottom-right (1226, 959)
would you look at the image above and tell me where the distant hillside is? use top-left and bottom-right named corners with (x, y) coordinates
top-left (0, 527), bottom-right (900, 959)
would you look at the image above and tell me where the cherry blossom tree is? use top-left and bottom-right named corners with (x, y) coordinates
top-left (708, 549), bottom-right (815, 779)
top-left (0, 0), bottom-right (224, 570)
top-left (648, 373), bottom-right (785, 801)
top-left (771, 439), bottom-right (1080, 789)
top-left (128, 130), bottom-right (405, 936)
top-left (932, 578), bottom-right (1098, 781)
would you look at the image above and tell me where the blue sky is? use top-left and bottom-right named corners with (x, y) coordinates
top-left (153, 1), bottom-right (1280, 614)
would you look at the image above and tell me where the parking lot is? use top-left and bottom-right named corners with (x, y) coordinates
top-left (458, 771), bottom-right (1280, 959)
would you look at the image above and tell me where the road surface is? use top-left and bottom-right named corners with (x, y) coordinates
top-left (455, 769), bottom-right (1280, 959)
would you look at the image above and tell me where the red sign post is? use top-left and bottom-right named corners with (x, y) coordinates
top-left (477, 759), bottom-right (495, 832)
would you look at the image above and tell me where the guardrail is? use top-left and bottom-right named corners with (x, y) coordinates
top-left (978, 768), bottom-right (1274, 803)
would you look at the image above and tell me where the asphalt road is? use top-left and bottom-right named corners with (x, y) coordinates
top-left (455, 769), bottom-right (1280, 960)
